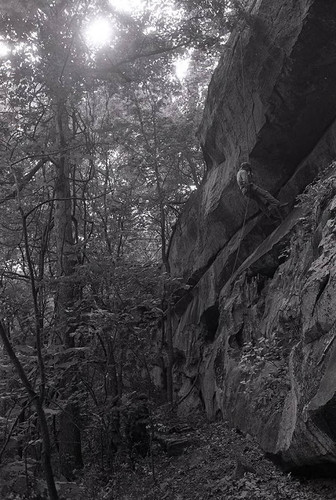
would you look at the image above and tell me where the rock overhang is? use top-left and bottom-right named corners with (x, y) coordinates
top-left (250, 0), bottom-right (336, 172)
top-left (168, 0), bottom-right (336, 284)
top-left (199, 0), bottom-right (336, 174)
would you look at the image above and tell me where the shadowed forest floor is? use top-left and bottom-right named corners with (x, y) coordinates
top-left (80, 409), bottom-right (336, 500)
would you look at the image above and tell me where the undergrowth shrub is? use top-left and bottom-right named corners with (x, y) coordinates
top-left (238, 333), bottom-right (290, 409)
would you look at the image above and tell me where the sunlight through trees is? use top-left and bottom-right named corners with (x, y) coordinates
top-left (0, 0), bottom-right (240, 496)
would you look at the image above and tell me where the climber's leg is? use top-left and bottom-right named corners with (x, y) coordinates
top-left (250, 185), bottom-right (283, 220)
top-left (251, 185), bottom-right (280, 208)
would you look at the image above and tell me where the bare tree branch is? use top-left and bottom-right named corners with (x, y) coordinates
top-left (0, 158), bottom-right (48, 205)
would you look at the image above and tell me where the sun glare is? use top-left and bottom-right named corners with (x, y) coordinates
top-left (84, 18), bottom-right (113, 48)
top-left (175, 57), bottom-right (190, 81)
top-left (109, 0), bottom-right (146, 14)
top-left (0, 41), bottom-right (10, 58)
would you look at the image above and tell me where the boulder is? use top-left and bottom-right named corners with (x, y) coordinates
top-left (154, 430), bottom-right (198, 457)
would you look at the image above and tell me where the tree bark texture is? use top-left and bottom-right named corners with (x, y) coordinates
top-left (54, 97), bottom-right (83, 478)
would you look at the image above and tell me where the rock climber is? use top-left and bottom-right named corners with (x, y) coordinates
top-left (236, 161), bottom-right (284, 219)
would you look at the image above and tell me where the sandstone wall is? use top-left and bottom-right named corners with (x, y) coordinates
top-left (167, 0), bottom-right (336, 471)
top-left (169, 0), bottom-right (336, 282)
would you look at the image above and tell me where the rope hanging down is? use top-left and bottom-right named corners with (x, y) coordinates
top-left (231, 33), bottom-right (251, 279)
top-left (231, 197), bottom-right (249, 277)
top-left (239, 34), bottom-right (250, 161)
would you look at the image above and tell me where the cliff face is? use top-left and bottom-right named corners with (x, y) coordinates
top-left (167, 0), bottom-right (336, 471)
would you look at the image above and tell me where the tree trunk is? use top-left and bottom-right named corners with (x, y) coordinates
top-left (0, 322), bottom-right (59, 500)
top-left (54, 97), bottom-right (83, 479)
top-left (165, 302), bottom-right (174, 403)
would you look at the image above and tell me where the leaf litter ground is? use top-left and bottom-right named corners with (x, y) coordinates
top-left (89, 409), bottom-right (336, 500)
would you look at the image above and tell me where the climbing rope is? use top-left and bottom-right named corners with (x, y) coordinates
top-left (239, 33), bottom-right (250, 162)
top-left (230, 33), bottom-right (251, 280)
top-left (231, 196), bottom-right (250, 278)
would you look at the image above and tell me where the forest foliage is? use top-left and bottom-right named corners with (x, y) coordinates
top-left (0, 0), bottom-right (246, 498)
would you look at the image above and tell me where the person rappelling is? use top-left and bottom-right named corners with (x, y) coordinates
top-left (236, 161), bottom-right (285, 220)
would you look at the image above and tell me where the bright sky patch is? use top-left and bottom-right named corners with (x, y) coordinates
top-left (84, 18), bottom-right (113, 48)
top-left (0, 41), bottom-right (10, 58)
top-left (175, 57), bottom-right (190, 81)
top-left (109, 0), bottom-right (146, 14)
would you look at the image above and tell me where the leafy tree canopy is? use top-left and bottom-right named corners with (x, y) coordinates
top-left (0, 0), bottom-right (244, 496)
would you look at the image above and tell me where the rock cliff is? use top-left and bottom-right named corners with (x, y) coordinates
top-left (166, 0), bottom-right (336, 472)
